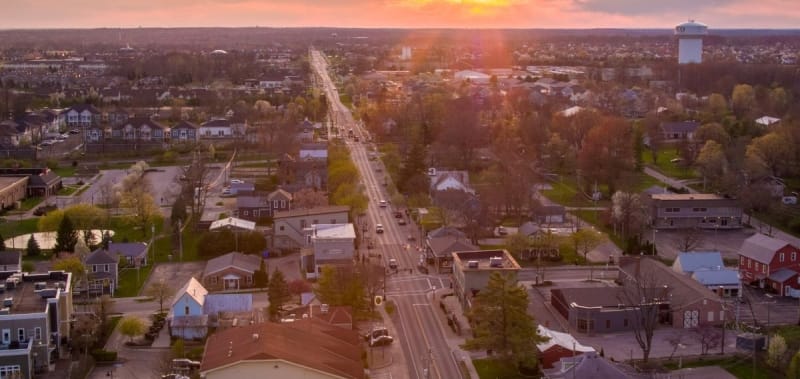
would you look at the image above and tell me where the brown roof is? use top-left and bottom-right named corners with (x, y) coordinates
top-left (200, 318), bottom-right (364, 378)
top-left (619, 256), bottom-right (722, 310)
top-left (292, 305), bottom-right (354, 329)
top-left (427, 236), bottom-right (478, 258)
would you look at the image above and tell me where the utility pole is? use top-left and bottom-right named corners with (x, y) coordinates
top-left (177, 218), bottom-right (183, 262)
top-left (423, 347), bottom-right (432, 379)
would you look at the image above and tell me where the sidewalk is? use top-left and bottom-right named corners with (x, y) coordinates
top-left (431, 288), bottom-right (480, 379)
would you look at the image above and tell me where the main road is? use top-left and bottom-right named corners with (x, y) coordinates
top-left (310, 49), bottom-right (462, 379)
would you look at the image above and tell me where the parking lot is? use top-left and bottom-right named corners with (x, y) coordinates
top-left (654, 227), bottom-right (757, 261)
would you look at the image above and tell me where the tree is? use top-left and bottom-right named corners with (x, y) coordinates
top-left (731, 84), bottom-right (756, 117)
top-left (746, 132), bottom-right (795, 177)
top-left (292, 188), bottom-right (328, 209)
top-left (787, 349), bottom-right (800, 379)
top-left (666, 331), bottom-right (687, 360)
top-left (768, 334), bottom-right (788, 368)
top-left (315, 265), bottom-right (367, 315)
top-left (707, 93), bottom-right (728, 117)
top-left (267, 270), bottom-right (291, 320)
top-left (617, 258), bottom-right (670, 363)
top-left (465, 272), bottom-right (545, 369)
top-left (253, 259), bottom-right (269, 289)
top-left (577, 117), bottom-right (634, 195)
top-left (674, 228), bottom-right (704, 252)
top-left (170, 195), bottom-right (187, 226)
top-left (53, 215), bottom-right (78, 253)
top-left (0, 232), bottom-right (5, 251)
top-left (119, 316), bottom-right (146, 343)
top-left (611, 191), bottom-right (648, 240)
top-left (145, 280), bottom-right (175, 314)
top-left (53, 257), bottom-right (85, 284)
top-left (119, 183), bottom-right (161, 236)
top-left (691, 325), bottom-right (722, 355)
top-left (38, 204), bottom-right (106, 232)
top-left (696, 140), bottom-right (728, 190)
top-left (505, 233), bottom-right (531, 260)
top-left (26, 234), bottom-right (41, 257)
top-left (570, 229), bottom-right (605, 280)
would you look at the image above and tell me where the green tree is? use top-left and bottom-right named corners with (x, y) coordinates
top-left (170, 195), bottom-right (187, 226)
top-left (570, 228), bottom-right (605, 280)
top-left (768, 334), bottom-right (788, 368)
top-left (26, 234), bottom-right (41, 257)
top-left (707, 93), bottom-right (727, 117)
top-left (787, 349), bottom-right (800, 379)
top-left (314, 265), bottom-right (367, 315)
top-left (746, 131), bottom-right (795, 177)
top-left (254, 259), bottom-right (269, 289)
top-left (172, 338), bottom-right (185, 359)
top-left (731, 84), bottom-right (755, 117)
top-left (267, 270), bottom-right (291, 321)
top-left (465, 272), bottom-right (545, 369)
top-left (53, 257), bottom-right (85, 284)
top-left (504, 233), bottom-right (531, 260)
top-left (696, 140), bottom-right (728, 190)
top-left (53, 216), bottom-right (78, 253)
top-left (119, 316), bottom-right (146, 343)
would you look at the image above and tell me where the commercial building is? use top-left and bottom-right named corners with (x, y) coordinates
top-left (650, 193), bottom-right (742, 230)
top-left (451, 249), bottom-right (521, 309)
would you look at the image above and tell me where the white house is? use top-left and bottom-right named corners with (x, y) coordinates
top-left (199, 119), bottom-right (234, 138)
top-left (303, 223), bottom-right (356, 279)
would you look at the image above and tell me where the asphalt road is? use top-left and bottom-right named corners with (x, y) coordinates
top-left (311, 50), bottom-right (462, 379)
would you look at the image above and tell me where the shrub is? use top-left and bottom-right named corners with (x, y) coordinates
top-left (91, 349), bottom-right (117, 362)
top-left (385, 300), bottom-right (396, 315)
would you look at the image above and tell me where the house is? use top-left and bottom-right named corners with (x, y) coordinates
top-left (199, 318), bottom-right (364, 379)
top-left (272, 206), bottom-right (349, 253)
top-left (0, 271), bottom-right (73, 379)
top-left (170, 277), bottom-right (209, 340)
top-left (85, 123), bottom-right (108, 142)
top-left (533, 205), bottom-right (566, 224)
top-left (299, 143), bottom-right (328, 160)
top-left (542, 351), bottom-right (644, 379)
top-left (106, 242), bottom-right (149, 267)
top-left (0, 177), bottom-right (29, 210)
top-left (738, 233), bottom-right (800, 296)
top-left (619, 256), bottom-right (726, 328)
top-left (673, 252), bottom-right (740, 297)
top-left (0, 121), bottom-right (23, 147)
top-left (236, 189), bottom-right (292, 221)
top-left (0, 168), bottom-right (62, 198)
top-left (660, 121), bottom-right (700, 141)
top-left (426, 235), bottom-right (478, 274)
top-left (429, 169), bottom-right (475, 194)
top-left (290, 304), bottom-right (354, 330)
top-left (650, 193), bottom-right (742, 230)
top-left (536, 325), bottom-right (595, 369)
top-left (199, 118), bottom-right (234, 139)
top-left (209, 217), bottom-right (256, 233)
top-left (63, 104), bottom-right (101, 128)
top-left (201, 252), bottom-right (262, 291)
top-left (170, 120), bottom-right (199, 142)
top-left (228, 182), bottom-right (255, 196)
top-left (303, 223), bottom-right (356, 279)
top-left (278, 154), bottom-right (328, 190)
top-left (84, 248), bottom-right (119, 296)
top-left (111, 117), bottom-right (167, 142)
top-left (451, 249), bottom-right (521, 310)
top-left (0, 251), bottom-right (22, 275)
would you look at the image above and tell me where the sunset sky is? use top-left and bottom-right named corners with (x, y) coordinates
top-left (3, 0), bottom-right (799, 29)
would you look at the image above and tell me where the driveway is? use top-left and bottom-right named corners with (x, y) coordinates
top-left (143, 262), bottom-right (206, 296)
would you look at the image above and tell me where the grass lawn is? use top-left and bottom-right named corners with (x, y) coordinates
top-left (152, 222), bottom-right (201, 262)
top-left (542, 179), bottom-right (596, 207)
top-left (0, 218), bottom-right (40, 239)
top-left (51, 166), bottom-right (76, 178)
top-left (473, 358), bottom-right (530, 379)
top-left (235, 161), bottom-right (271, 168)
top-left (19, 197), bottom-right (44, 211)
top-left (116, 265), bottom-right (154, 297)
top-left (58, 186), bottom-right (78, 196)
top-left (662, 356), bottom-right (776, 379)
top-left (107, 217), bottom-right (165, 243)
top-left (642, 147), bottom-right (698, 180)
top-left (572, 209), bottom-right (625, 249)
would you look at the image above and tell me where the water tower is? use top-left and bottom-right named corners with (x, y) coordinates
top-left (675, 20), bottom-right (708, 64)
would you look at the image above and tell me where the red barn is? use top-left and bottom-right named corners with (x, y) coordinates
top-left (738, 233), bottom-right (800, 296)
top-left (536, 325), bottom-right (595, 369)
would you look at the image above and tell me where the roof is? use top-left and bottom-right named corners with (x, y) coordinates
top-left (558, 106), bottom-right (584, 117)
top-left (739, 233), bottom-right (791, 264)
top-left (172, 277), bottom-right (208, 309)
top-left (427, 226), bottom-right (466, 239)
top-left (201, 119), bottom-right (231, 128)
top-left (237, 196), bottom-right (267, 209)
top-left (118, 117), bottom-right (166, 130)
top-left (651, 193), bottom-right (723, 201)
top-left (619, 257), bottom-right (722, 309)
top-left (267, 188), bottom-right (292, 201)
top-left (200, 319), bottom-right (364, 378)
top-left (552, 287), bottom-right (627, 308)
top-left (674, 252), bottom-right (724, 274)
top-left (292, 305), bottom-right (354, 327)
top-left (427, 236), bottom-right (478, 258)
top-left (0, 251), bottom-right (21, 266)
top-left (536, 325), bottom-right (595, 353)
top-left (107, 242), bottom-right (148, 258)
top-left (86, 248), bottom-right (119, 265)
top-left (755, 116), bottom-right (780, 126)
top-left (203, 252), bottom-right (262, 277)
top-left (172, 120), bottom-right (199, 130)
top-left (274, 205), bottom-right (350, 219)
top-left (210, 217), bottom-right (256, 231)
top-left (692, 269), bottom-right (741, 286)
top-left (543, 352), bottom-right (644, 379)
top-left (768, 268), bottom-right (798, 283)
top-left (660, 121), bottom-right (700, 134)
top-left (312, 224), bottom-right (356, 239)
top-left (203, 293), bottom-right (253, 315)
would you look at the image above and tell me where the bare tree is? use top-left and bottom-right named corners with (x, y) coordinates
top-left (692, 325), bottom-right (723, 355)
top-left (618, 259), bottom-right (672, 364)
top-left (674, 228), bottom-right (704, 252)
top-left (292, 188), bottom-right (328, 209)
top-left (611, 191), bottom-right (649, 240)
top-left (179, 156), bottom-right (213, 223)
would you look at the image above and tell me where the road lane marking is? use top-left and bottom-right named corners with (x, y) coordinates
top-left (411, 299), bottom-right (442, 379)
top-left (396, 303), bottom-right (422, 378)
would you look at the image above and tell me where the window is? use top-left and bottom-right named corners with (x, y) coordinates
top-left (707, 311), bottom-right (714, 322)
top-left (780, 253), bottom-right (785, 262)
top-left (17, 329), bottom-right (24, 342)
top-left (623, 319), bottom-right (629, 327)
top-left (273, 200), bottom-right (279, 209)
top-left (763, 265), bottom-right (767, 274)
top-left (692, 207), bottom-right (707, 212)
top-left (279, 226), bottom-right (284, 231)
top-left (313, 219), bottom-right (318, 224)
top-left (331, 219), bottom-right (336, 224)
top-left (92, 265), bottom-right (98, 273)
top-left (740, 256), bottom-right (744, 265)
top-left (184, 306), bottom-right (190, 315)
top-left (211, 276), bottom-right (218, 284)
top-left (0, 365), bottom-right (21, 378)
top-left (34, 328), bottom-right (41, 341)
top-left (793, 252), bottom-right (797, 262)
top-left (748, 259), bottom-right (752, 268)
top-left (605, 320), bottom-right (611, 329)
top-left (755, 262), bottom-right (759, 271)
top-left (244, 211), bottom-right (249, 216)
top-left (104, 264), bottom-right (109, 272)
top-left (300, 220), bottom-right (307, 228)
top-left (280, 200), bottom-right (286, 208)
top-left (246, 276), bottom-right (253, 284)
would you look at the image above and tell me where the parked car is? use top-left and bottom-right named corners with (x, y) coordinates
top-left (221, 187), bottom-right (232, 196)
top-left (398, 218), bottom-right (406, 225)
top-left (230, 179), bottom-right (244, 184)
top-left (393, 211), bottom-right (403, 218)
top-left (69, 129), bottom-right (80, 134)
top-left (497, 226), bottom-right (508, 236)
top-left (369, 335), bottom-right (394, 347)
top-left (363, 327), bottom-right (389, 342)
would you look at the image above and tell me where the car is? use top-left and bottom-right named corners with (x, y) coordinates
top-left (375, 224), bottom-right (384, 234)
top-left (398, 218), bottom-right (406, 225)
top-left (497, 226), bottom-right (508, 236)
top-left (60, 133), bottom-right (70, 139)
top-left (69, 129), bottom-right (80, 134)
top-left (230, 179), bottom-right (244, 184)
top-left (222, 188), bottom-right (232, 195)
top-left (379, 200), bottom-right (388, 208)
top-left (363, 327), bottom-right (389, 342)
top-left (388, 258), bottom-right (397, 270)
top-left (369, 335), bottom-right (394, 347)
top-left (393, 211), bottom-right (403, 218)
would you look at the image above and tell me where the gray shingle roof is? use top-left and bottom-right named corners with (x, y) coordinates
top-left (739, 233), bottom-right (790, 264)
top-left (768, 268), bottom-right (798, 283)
top-left (0, 251), bottom-right (21, 266)
top-left (203, 252), bottom-right (261, 277)
top-left (86, 248), bottom-right (118, 265)
top-left (107, 242), bottom-right (148, 258)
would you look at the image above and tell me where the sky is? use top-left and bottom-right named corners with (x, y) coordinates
top-left (2, 0), bottom-right (799, 29)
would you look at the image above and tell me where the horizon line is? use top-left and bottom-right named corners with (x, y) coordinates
top-left (2, 26), bottom-right (800, 32)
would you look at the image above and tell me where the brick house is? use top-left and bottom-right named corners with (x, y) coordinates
top-left (201, 252), bottom-right (262, 291)
top-left (738, 233), bottom-right (800, 296)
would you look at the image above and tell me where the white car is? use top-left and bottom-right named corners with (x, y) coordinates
top-left (222, 188), bottom-right (232, 195)
top-left (375, 224), bottom-right (384, 234)
top-left (230, 179), bottom-right (244, 184)
top-left (379, 200), bottom-right (388, 208)
top-left (388, 258), bottom-right (397, 269)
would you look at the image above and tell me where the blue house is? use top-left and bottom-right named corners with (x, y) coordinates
top-left (170, 277), bottom-right (208, 340)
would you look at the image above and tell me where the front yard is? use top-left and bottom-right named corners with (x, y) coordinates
top-left (641, 147), bottom-right (698, 180)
